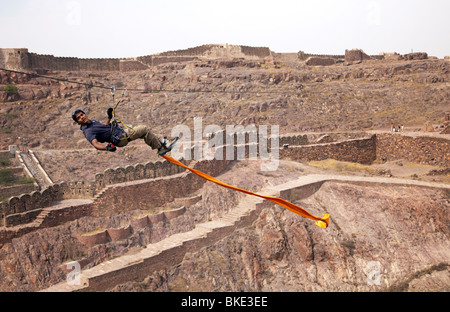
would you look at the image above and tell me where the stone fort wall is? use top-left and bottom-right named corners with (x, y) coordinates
top-left (27, 53), bottom-right (121, 72)
top-left (376, 133), bottom-right (449, 167)
top-left (154, 44), bottom-right (272, 59)
top-left (0, 44), bottom-right (273, 72)
top-left (298, 51), bottom-right (345, 61)
top-left (0, 49), bottom-right (30, 70)
top-left (0, 158), bottom-right (190, 227)
top-left (1, 46), bottom-right (389, 72)
top-left (280, 135), bottom-right (377, 164)
top-left (297, 49), bottom-right (385, 64)
top-left (0, 48), bottom-right (121, 72)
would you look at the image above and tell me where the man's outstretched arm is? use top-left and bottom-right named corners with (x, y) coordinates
top-left (91, 139), bottom-right (116, 152)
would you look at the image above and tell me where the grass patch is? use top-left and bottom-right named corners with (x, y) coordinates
top-left (0, 169), bottom-right (35, 186)
top-left (307, 159), bottom-right (375, 174)
top-left (17, 177), bottom-right (36, 184)
top-left (0, 157), bottom-right (11, 167)
top-left (0, 169), bottom-right (15, 185)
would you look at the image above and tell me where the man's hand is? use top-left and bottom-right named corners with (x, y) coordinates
top-left (107, 108), bottom-right (113, 119)
top-left (106, 143), bottom-right (116, 152)
top-left (91, 139), bottom-right (116, 152)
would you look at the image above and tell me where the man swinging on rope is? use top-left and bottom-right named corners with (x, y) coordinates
top-left (72, 108), bottom-right (330, 229)
top-left (72, 108), bottom-right (178, 156)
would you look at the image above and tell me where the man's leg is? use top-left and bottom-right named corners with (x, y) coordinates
top-left (125, 125), bottom-right (162, 150)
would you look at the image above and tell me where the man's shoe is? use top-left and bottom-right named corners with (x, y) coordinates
top-left (157, 145), bottom-right (170, 156)
top-left (158, 137), bottom-right (179, 156)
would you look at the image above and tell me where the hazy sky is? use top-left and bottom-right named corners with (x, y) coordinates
top-left (1, 0), bottom-right (449, 58)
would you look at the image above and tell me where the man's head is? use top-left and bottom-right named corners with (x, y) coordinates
top-left (72, 109), bottom-right (88, 125)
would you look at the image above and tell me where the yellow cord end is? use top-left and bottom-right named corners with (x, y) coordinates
top-left (315, 214), bottom-right (330, 228)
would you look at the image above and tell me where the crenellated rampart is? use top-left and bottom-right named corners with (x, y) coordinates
top-left (0, 158), bottom-right (190, 228)
top-left (1, 45), bottom-right (391, 73)
top-left (27, 53), bottom-right (121, 72)
top-left (0, 44), bottom-right (273, 72)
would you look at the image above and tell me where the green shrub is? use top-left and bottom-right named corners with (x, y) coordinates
top-left (2, 84), bottom-right (18, 95)
top-left (0, 169), bottom-right (15, 185)
top-left (0, 169), bottom-right (35, 186)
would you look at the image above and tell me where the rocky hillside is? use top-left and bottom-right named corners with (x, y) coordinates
top-left (0, 54), bottom-right (448, 293)
top-left (1, 57), bottom-right (449, 151)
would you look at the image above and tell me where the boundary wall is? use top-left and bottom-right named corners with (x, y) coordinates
top-left (0, 44), bottom-right (273, 72)
top-left (0, 158), bottom-right (189, 227)
top-left (1, 46), bottom-right (390, 73)
top-left (297, 49), bottom-right (385, 63)
top-left (376, 134), bottom-right (449, 167)
top-left (298, 51), bottom-right (345, 61)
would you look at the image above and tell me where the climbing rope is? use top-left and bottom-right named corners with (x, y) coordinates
top-left (162, 154), bottom-right (330, 228)
top-left (110, 86), bottom-right (135, 140)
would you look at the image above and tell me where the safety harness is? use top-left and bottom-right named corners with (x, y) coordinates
top-left (109, 86), bottom-right (135, 146)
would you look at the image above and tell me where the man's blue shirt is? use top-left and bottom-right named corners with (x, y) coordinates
top-left (81, 120), bottom-right (111, 143)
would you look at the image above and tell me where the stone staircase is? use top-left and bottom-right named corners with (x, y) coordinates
top-left (18, 150), bottom-right (53, 190)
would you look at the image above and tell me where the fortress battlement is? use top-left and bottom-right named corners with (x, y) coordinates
top-left (0, 44), bottom-right (274, 72)
top-left (0, 45), bottom-right (394, 73)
